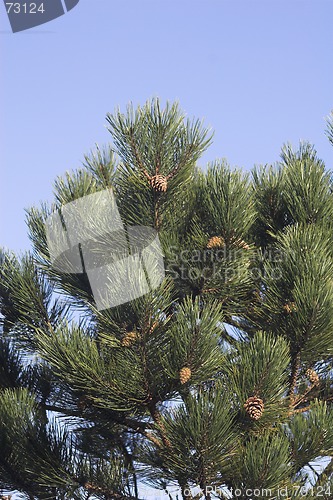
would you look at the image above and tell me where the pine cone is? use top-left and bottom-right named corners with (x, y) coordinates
top-left (121, 331), bottom-right (139, 347)
top-left (244, 395), bottom-right (264, 420)
top-left (207, 236), bottom-right (225, 249)
top-left (283, 301), bottom-right (297, 314)
top-left (306, 368), bottom-right (320, 386)
top-left (150, 175), bottom-right (168, 192)
top-left (84, 483), bottom-right (104, 493)
top-left (233, 237), bottom-right (251, 250)
top-left (179, 366), bottom-right (192, 384)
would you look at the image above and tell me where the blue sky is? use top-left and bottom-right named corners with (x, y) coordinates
top-left (1, 0), bottom-right (333, 253)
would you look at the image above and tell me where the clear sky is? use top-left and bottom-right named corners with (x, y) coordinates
top-left (1, 0), bottom-right (333, 253)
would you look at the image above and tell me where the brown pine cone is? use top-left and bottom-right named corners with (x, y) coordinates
top-left (179, 366), bottom-right (192, 384)
top-left (306, 368), bottom-right (320, 386)
top-left (233, 237), bottom-right (251, 250)
top-left (121, 331), bottom-right (139, 347)
top-left (150, 175), bottom-right (168, 192)
top-left (207, 236), bottom-right (225, 249)
top-left (283, 302), bottom-right (297, 314)
top-left (244, 395), bottom-right (264, 420)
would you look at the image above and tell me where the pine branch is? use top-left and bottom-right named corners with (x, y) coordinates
top-left (83, 481), bottom-right (139, 500)
top-left (165, 144), bottom-right (194, 181)
top-left (180, 482), bottom-right (194, 500)
top-left (43, 403), bottom-right (149, 435)
top-left (290, 405), bottom-right (311, 415)
top-left (149, 404), bottom-right (171, 449)
top-left (293, 382), bottom-right (318, 408)
top-left (129, 132), bottom-right (151, 181)
top-left (289, 351), bottom-right (301, 405)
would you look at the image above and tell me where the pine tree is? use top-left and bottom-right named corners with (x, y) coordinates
top-left (1, 101), bottom-right (333, 499)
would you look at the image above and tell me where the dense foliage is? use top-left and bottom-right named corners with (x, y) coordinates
top-left (1, 100), bottom-right (333, 499)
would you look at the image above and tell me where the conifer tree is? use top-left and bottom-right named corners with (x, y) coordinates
top-left (1, 101), bottom-right (333, 499)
